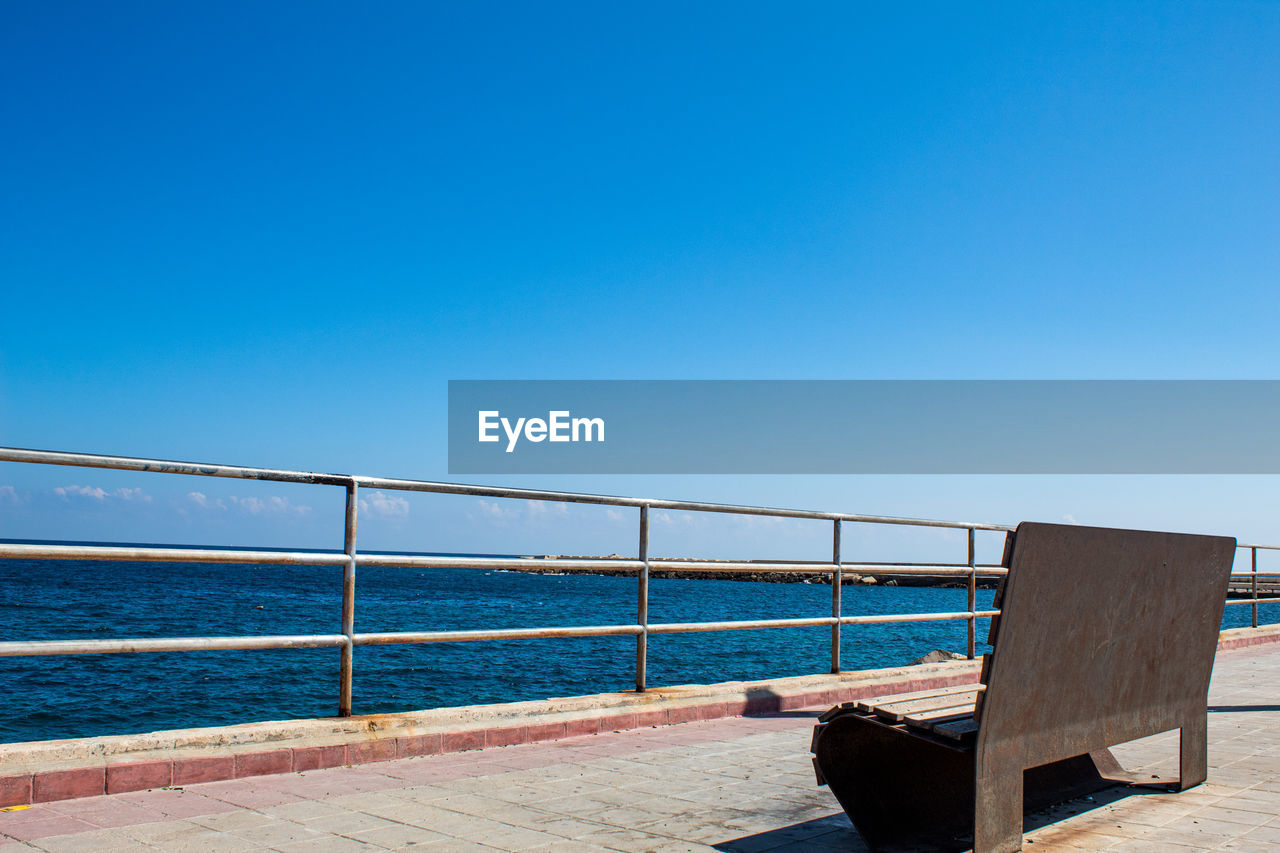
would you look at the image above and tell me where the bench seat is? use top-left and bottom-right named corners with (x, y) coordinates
top-left (810, 522), bottom-right (1236, 852)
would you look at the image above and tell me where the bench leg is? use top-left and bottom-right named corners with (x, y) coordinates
top-left (975, 764), bottom-right (1023, 853)
top-left (1180, 715), bottom-right (1208, 791)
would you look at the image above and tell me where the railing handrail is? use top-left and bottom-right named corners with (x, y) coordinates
top-left (0, 445), bottom-right (1012, 530)
top-left (2, 444), bottom-right (1276, 732)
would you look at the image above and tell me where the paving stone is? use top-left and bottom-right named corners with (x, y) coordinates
top-left (5, 645), bottom-right (1280, 852)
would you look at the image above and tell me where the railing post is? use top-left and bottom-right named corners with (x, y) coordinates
top-left (1252, 546), bottom-right (1259, 629)
top-left (831, 520), bottom-right (842, 673)
top-left (966, 527), bottom-right (976, 659)
top-left (339, 480), bottom-right (358, 717)
top-left (636, 505), bottom-right (650, 692)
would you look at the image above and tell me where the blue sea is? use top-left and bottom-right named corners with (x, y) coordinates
top-left (2, 544), bottom-right (1275, 744)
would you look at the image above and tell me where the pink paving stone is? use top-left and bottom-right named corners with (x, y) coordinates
top-left (106, 761), bottom-right (172, 794)
top-left (0, 775), bottom-right (31, 807)
top-left (233, 749), bottom-right (292, 778)
top-left (485, 725), bottom-right (527, 748)
top-left (44, 797), bottom-right (167, 829)
top-left (775, 693), bottom-right (815, 711)
top-left (441, 728), bottom-right (485, 753)
top-left (633, 709), bottom-right (667, 728)
top-left (562, 717), bottom-right (602, 737)
top-left (114, 789), bottom-right (237, 818)
top-left (360, 761), bottom-right (467, 785)
top-left (31, 768), bottom-right (105, 803)
top-left (395, 733), bottom-right (443, 758)
top-left (526, 722), bottom-right (566, 742)
top-left (696, 701), bottom-right (734, 721)
top-left (303, 768), bottom-right (400, 791)
top-left (0, 814), bottom-right (100, 843)
top-left (191, 777), bottom-right (309, 808)
top-left (744, 694), bottom-right (780, 715)
top-left (292, 744), bottom-right (347, 772)
top-left (666, 705), bottom-right (703, 725)
top-left (345, 739), bottom-right (397, 765)
top-left (573, 739), bottom-right (648, 757)
top-left (172, 755), bottom-right (235, 785)
top-left (489, 743), bottom-right (565, 763)
top-left (601, 713), bottom-right (638, 732)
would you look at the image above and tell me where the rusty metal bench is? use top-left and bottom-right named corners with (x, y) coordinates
top-left (810, 521), bottom-right (1236, 852)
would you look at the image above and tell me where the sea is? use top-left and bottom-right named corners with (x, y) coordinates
top-left (2, 542), bottom-right (1274, 744)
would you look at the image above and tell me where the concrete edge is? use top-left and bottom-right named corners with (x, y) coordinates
top-left (1217, 622), bottom-right (1280, 651)
top-left (0, 658), bottom-right (981, 805)
top-left (3, 625), bottom-right (1277, 806)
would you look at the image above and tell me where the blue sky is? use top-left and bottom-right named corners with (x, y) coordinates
top-left (2, 2), bottom-right (1279, 560)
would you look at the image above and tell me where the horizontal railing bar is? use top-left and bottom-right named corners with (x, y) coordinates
top-left (0, 613), bottom-right (1005, 656)
top-left (353, 556), bottom-right (1008, 575)
top-left (1225, 598), bottom-right (1280, 605)
top-left (0, 635), bottom-right (349, 656)
top-left (650, 562), bottom-right (837, 574)
top-left (842, 610), bottom-right (1000, 625)
top-left (353, 625), bottom-right (644, 645)
top-left (359, 475), bottom-right (1014, 529)
top-left (1239, 544), bottom-right (1280, 551)
top-left (0, 543), bottom-right (348, 565)
top-left (1229, 573), bottom-right (1280, 578)
top-left (647, 611), bottom-right (997, 634)
top-left (0, 446), bottom-right (1012, 532)
top-left (356, 555), bottom-right (645, 571)
top-left (828, 561), bottom-right (1007, 568)
top-left (648, 617), bottom-right (837, 633)
top-left (0, 546), bottom-right (1012, 577)
top-left (643, 562), bottom-right (1008, 576)
top-left (0, 446), bottom-right (352, 486)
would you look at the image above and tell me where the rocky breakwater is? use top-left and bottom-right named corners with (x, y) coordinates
top-left (506, 556), bottom-right (1000, 588)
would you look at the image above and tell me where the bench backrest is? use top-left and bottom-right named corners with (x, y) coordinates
top-left (975, 522), bottom-right (1235, 768)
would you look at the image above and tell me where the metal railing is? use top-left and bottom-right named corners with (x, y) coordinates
top-left (1224, 542), bottom-right (1280, 630)
top-left (0, 446), bottom-right (1276, 719)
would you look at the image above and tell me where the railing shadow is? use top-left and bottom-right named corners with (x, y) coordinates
top-left (714, 813), bottom-right (865, 852)
top-left (1209, 704), bottom-right (1280, 712)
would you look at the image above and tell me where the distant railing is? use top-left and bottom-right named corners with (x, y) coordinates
top-left (0, 446), bottom-right (1275, 719)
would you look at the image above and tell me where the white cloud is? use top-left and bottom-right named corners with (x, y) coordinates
top-left (0, 485), bottom-right (21, 504)
top-left (229, 495), bottom-right (312, 516)
top-left (470, 498), bottom-right (567, 525)
top-left (606, 508), bottom-right (626, 522)
top-left (476, 499), bottom-right (518, 521)
top-left (113, 487), bottom-right (151, 503)
top-left (654, 510), bottom-right (699, 527)
top-left (1063, 514), bottom-right (1079, 525)
top-left (55, 484), bottom-right (106, 501)
top-left (54, 485), bottom-right (150, 503)
top-left (359, 491), bottom-right (410, 518)
top-left (185, 493), bottom-right (313, 516)
top-left (526, 500), bottom-right (567, 517)
top-left (188, 491), bottom-right (227, 510)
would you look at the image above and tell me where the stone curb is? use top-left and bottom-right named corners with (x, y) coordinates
top-left (2, 625), bottom-right (1276, 807)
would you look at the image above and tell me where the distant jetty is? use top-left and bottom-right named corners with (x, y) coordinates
top-left (505, 555), bottom-right (1001, 588)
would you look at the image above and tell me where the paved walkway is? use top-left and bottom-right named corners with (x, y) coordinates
top-left (1, 645), bottom-right (1278, 853)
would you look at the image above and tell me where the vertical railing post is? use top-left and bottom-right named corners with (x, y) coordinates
top-left (1252, 547), bottom-right (1259, 629)
top-left (636, 505), bottom-right (650, 692)
top-left (339, 480), bottom-right (358, 717)
top-left (966, 527), bottom-right (977, 659)
top-left (831, 520), bottom-right (842, 673)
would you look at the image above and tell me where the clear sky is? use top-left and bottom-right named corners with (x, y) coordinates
top-left (2, 2), bottom-right (1279, 562)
